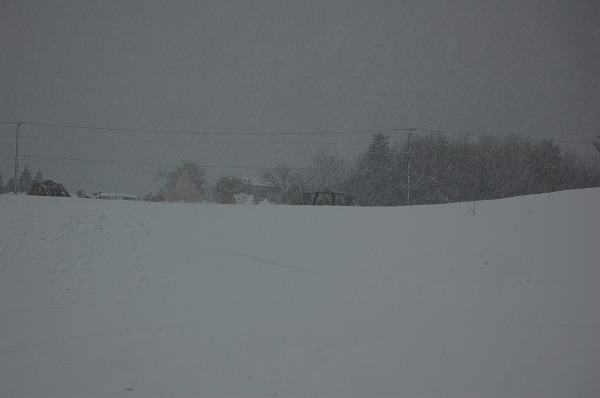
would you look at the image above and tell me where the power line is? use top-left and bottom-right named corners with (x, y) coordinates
top-left (416, 128), bottom-right (481, 138)
top-left (2, 120), bottom-right (596, 144)
top-left (0, 135), bottom-right (341, 146)
top-left (416, 127), bottom-right (596, 144)
top-left (20, 121), bottom-right (380, 136)
top-left (3, 153), bottom-right (315, 171)
top-left (1, 126), bottom-right (597, 173)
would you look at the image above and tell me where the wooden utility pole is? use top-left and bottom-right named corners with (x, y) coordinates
top-left (14, 122), bottom-right (21, 194)
top-left (406, 129), bottom-right (415, 206)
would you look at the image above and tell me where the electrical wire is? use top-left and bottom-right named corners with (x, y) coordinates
top-left (20, 121), bottom-right (381, 136)
top-left (416, 128), bottom-right (596, 144)
top-left (1, 120), bottom-right (597, 173)
top-left (3, 154), bottom-right (314, 171)
top-left (1, 120), bottom-right (594, 144)
top-left (0, 135), bottom-right (341, 146)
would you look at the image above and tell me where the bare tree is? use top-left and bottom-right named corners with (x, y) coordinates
top-left (261, 163), bottom-right (304, 204)
top-left (303, 152), bottom-right (349, 192)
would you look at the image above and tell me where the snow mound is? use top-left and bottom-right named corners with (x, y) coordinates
top-left (1, 189), bottom-right (599, 397)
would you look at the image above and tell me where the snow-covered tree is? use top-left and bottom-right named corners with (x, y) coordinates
top-left (18, 166), bottom-right (33, 193)
top-left (593, 136), bottom-right (600, 156)
top-left (303, 152), bottom-right (349, 193)
top-left (261, 163), bottom-right (304, 204)
top-left (34, 169), bottom-right (43, 184)
top-left (7, 177), bottom-right (15, 194)
top-left (347, 132), bottom-right (600, 207)
top-left (349, 132), bottom-right (395, 206)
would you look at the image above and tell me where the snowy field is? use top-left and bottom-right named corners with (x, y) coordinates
top-left (1, 189), bottom-right (599, 398)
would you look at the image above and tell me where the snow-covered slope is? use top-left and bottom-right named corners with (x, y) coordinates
top-left (1, 190), bottom-right (599, 398)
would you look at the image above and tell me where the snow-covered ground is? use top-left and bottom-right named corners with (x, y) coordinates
top-left (1, 190), bottom-right (599, 398)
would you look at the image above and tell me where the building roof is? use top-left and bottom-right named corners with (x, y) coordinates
top-left (165, 169), bottom-right (204, 203)
top-left (240, 177), bottom-right (272, 188)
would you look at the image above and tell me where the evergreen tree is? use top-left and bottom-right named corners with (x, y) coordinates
top-left (34, 169), bottom-right (43, 184)
top-left (350, 132), bottom-right (394, 206)
top-left (18, 166), bottom-right (33, 193)
top-left (401, 134), bottom-right (451, 205)
top-left (348, 132), bottom-right (600, 207)
top-left (7, 177), bottom-right (15, 194)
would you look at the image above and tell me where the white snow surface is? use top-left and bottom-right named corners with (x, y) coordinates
top-left (1, 189), bottom-right (599, 398)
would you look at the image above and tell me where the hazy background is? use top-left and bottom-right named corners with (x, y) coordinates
top-left (1, 0), bottom-right (599, 195)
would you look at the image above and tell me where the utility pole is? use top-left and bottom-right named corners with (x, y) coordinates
top-left (406, 129), bottom-right (415, 206)
top-left (14, 122), bottom-right (21, 194)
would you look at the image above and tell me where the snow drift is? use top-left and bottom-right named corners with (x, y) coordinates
top-left (1, 189), bottom-right (599, 398)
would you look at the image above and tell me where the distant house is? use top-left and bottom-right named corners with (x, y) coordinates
top-left (165, 169), bottom-right (204, 203)
top-left (303, 190), bottom-right (352, 206)
top-left (241, 177), bottom-right (283, 204)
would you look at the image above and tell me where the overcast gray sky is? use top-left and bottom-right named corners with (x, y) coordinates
top-left (1, 0), bottom-right (599, 195)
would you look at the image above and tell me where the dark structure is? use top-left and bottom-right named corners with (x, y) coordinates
top-left (303, 190), bottom-right (352, 206)
top-left (27, 180), bottom-right (71, 197)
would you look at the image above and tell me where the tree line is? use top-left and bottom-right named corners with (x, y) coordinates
top-left (7, 133), bottom-right (598, 205)
top-left (196, 133), bottom-right (600, 205)
top-left (347, 133), bottom-right (600, 206)
top-left (0, 165), bottom-right (44, 194)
